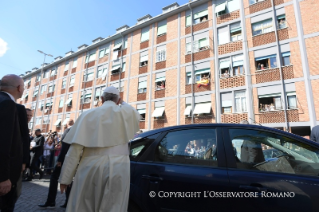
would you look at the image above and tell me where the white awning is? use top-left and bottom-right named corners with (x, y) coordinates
top-left (24, 80), bottom-right (30, 86)
top-left (24, 93), bottom-right (29, 98)
top-left (193, 103), bottom-right (211, 114)
top-left (184, 105), bottom-right (192, 116)
top-left (113, 43), bottom-right (122, 51)
top-left (152, 107), bottom-right (165, 117)
top-left (54, 119), bottom-right (61, 126)
top-left (137, 109), bottom-right (146, 114)
top-left (65, 98), bottom-right (72, 105)
top-left (62, 118), bottom-right (69, 126)
top-left (111, 64), bottom-right (121, 72)
top-left (215, 3), bottom-right (226, 13)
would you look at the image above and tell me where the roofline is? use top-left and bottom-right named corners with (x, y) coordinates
top-left (21, 0), bottom-right (208, 80)
top-left (137, 14), bottom-right (152, 22)
top-left (162, 2), bottom-right (179, 10)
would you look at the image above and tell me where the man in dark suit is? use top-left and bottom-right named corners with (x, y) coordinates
top-left (38, 119), bottom-right (74, 209)
top-left (14, 107), bottom-right (32, 201)
top-left (0, 74), bottom-right (24, 212)
top-left (28, 129), bottom-right (45, 180)
top-left (310, 125), bottom-right (319, 143)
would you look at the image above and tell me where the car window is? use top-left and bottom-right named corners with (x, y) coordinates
top-left (130, 134), bottom-right (159, 161)
top-left (229, 129), bottom-right (319, 177)
top-left (154, 128), bottom-right (218, 167)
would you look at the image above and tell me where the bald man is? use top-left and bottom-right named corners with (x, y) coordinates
top-left (0, 74), bottom-right (24, 211)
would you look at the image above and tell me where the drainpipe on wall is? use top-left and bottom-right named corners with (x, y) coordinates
top-left (188, 3), bottom-right (195, 124)
top-left (118, 32), bottom-right (124, 95)
top-left (271, 0), bottom-right (289, 132)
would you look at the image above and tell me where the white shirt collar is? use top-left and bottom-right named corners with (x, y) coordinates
top-left (2, 92), bottom-right (15, 102)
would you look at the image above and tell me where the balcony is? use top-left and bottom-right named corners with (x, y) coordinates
top-left (220, 75), bottom-right (245, 89)
top-left (185, 48), bottom-right (210, 63)
top-left (185, 114), bottom-right (214, 124)
top-left (80, 102), bottom-right (91, 110)
top-left (155, 89), bottom-right (165, 99)
top-left (137, 93), bottom-right (147, 101)
top-left (155, 61), bottom-right (166, 70)
top-left (249, 0), bottom-right (271, 14)
top-left (218, 40), bottom-right (242, 55)
top-left (217, 10), bottom-right (240, 25)
top-left (185, 82), bottom-right (211, 94)
top-left (110, 72), bottom-right (125, 81)
top-left (139, 121), bottom-right (145, 129)
top-left (252, 31), bottom-right (276, 47)
top-left (84, 61), bottom-right (95, 69)
top-left (49, 75), bottom-right (57, 81)
top-left (221, 113), bottom-right (248, 124)
top-left (257, 109), bottom-right (299, 123)
top-left (46, 92), bottom-right (55, 98)
top-left (157, 34), bottom-right (167, 44)
top-left (139, 66), bottom-right (148, 74)
top-left (140, 41), bottom-right (149, 50)
top-left (255, 65), bottom-right (294, 84)
top-left (185, 20), bottom-right (209, 34)
top-left (82, 81), bottom-right (93, 89)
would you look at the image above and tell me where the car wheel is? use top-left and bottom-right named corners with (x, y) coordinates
top-left (128, 200), bottom-right (143, 212)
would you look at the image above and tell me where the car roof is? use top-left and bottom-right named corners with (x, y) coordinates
top-left (136, 124), bottom-right (319, 147)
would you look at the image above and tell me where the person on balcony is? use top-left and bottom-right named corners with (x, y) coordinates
top-left (223, 71), bottom-right (230, 78)
top-left (197, 75), bottom-right (209, 87)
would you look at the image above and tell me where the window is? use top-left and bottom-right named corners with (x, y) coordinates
top-left (140, 52), bottom-right (148, 67)
top-left (221, 92), bottom-right (232, 114)
top-left (59, 98), bottom-right (64, 108)
top-left (36, 74), bottom-right (41, 82)
top-left (45, 102), bottom-right (52, 109)
top-left (94, 86), bottom-right (106, 103)
top-left (157, 20), bottom-right (167, 36)
top-left (255, 54), bottom-right (277, 70)
top-left (130, 134), bottom-right (159, 161)
top-left (40, 85), bottom-right (46, 94)
top-left (232, 54), bottom-right (244, 76)
top-left (194, 68), bottom-right (210, 86)
top-left (287, 92), bottom-right (297, 109)
top-left (234, 90), bottom-right (247, 113)
top-left (54, 115), bottom-right (62, 127)
top-left (141, 27), bottom-right (149, 42)
top-left (194, 9), bottom-right (208, 24)
top-left (31, 102), bottom-right (36, 110)
top-left (62, 78), bottom-right (67, 89)
top-left (252, 19), bottom-right (273, 36)
top-left (43, 70), bottom-right (50, 78)
top-left (184, 104), bottom-right (192, 117)
top-left (249, 0), bottom-right (266, 5)
top-left (229, 128), bottom-right (319, 177)
top-left (138, 81), bottom-right (147, 93)
top-left (85, 52), bottom-right (96, 63)
top-left (36, 117), bottom-right (42, 125)
top-left (186, 37), bottom-right (209, 54)
top-left (97, 66), bottom-right (107, 79)
top-left (122, 62), bottom-right (126, 72)
top-left (65, 95), bottom-right (72, 106)
top-left (219, 59), bottom-right (231, 78)
top-left (99, 49), bottom-right (105, 58)
top-left (137, 106), bottom-right (146, 120)
top-left (193, 102), bottom-right (211, 116)
top-left (81, 90), bottom-right (92, 104)
top-left (259, 93), bottom-right (282, 112)
top-left (111, 64), bottom-right (121, 75)
top-left (72, 58), bottom-right (78, 68)
top-left (230, 22), bottom-right (242, 42)
top-left (33, 86), bottom-right (39, 97)
top-left (38, 100), bottom-right (44, 110)
top-left (154, 129), bottom-right (218, 167)
top-left (43, 116), bottom-right (50, 124)
top-left (64, 62), bottom-right (69, 71)
top-left (48, 84), bottom-right (55, 93)
top-left (83, 69), bottom-right (94, 82)
top-left (50, 69), bottom-right (57, 76)
top-left (156, 49), bottom-right (166, 62)
top-left (155, 73), bottom-right (166, 90)
top-left (282, 52), bottom-right (291, 66)
top-left (277, 14), bottom-right (286, 29)
top-left (62, 114), bottom-right (70, 125)
top-left (69, 75), bottom-right (75, 87)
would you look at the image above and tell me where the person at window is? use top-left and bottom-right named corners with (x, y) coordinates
top-left (160, 82), bottom-right (165, 90)
top-left (260, 64), bottom-right (265, 70)
top-left (310, 125), bottom-right (319, 143)
top-left (279, 19), bottom-right (286, 29)
top-left (197, 75), bottom-right (209, 87)
top-left (269, 103), bottom-right (275, 111)
top-left (223, 70), bottom-right (230, 78)
top-left (257, 63), bottom-right (261, 70)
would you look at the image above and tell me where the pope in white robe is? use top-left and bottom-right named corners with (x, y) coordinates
top-left (59, 86), bottom-right (140, 212)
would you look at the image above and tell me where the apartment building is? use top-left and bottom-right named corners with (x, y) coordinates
top-left (19, 0), bottom-right (319, 137)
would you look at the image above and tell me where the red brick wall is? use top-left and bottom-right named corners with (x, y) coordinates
top-left (249, 0), bottom-right (272, 14)
top-left (218, 41), bottom-right (243, 55)
top-left (217, 10), bottom-right (240, 25)
top-left (252, 32), bottom-right (276, 47)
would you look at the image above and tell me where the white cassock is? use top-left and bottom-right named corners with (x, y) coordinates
top-left (59, 100), bottom-right (140, 212)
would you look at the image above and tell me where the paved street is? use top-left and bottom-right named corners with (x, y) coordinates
top-left (14, 176), bottom-right (66, 212)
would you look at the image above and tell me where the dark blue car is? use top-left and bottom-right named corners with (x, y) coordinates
top-left (128, 124), bottom-right (319, 212)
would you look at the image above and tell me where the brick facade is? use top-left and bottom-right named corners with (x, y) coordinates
top-left (218, 41), bottom-right (243, 55)
top-left (249, 0), bottom-right (271, 14)
top-left (221, 113), bottom-right (248, 124)
top-left (217, 10), bottom-right (240, 25)
top-left (220, 76), bottom-right (245, 89)
top-left (252, 32), bottom-right (276, 47)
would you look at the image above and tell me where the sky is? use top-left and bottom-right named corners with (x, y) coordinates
top-left (0, 0), bottom-right (188, 78)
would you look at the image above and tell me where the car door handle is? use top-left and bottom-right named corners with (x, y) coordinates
top-left (142, 175), bottom-right (163, 181)
top-left (239, 185), bottom-right (267, 192)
